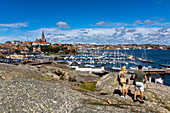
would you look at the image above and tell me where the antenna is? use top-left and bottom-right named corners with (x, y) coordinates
top-left (27, 36), bottom-right (28, 42)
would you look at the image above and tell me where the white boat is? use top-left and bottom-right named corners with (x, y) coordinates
top-left (149, 74), bottom-right (163, 84)
top-left (84, 64), bottom-right (95, 67)
top-left (140, 58), bottom-right (147, 62)
top-left (130, 66), bottom-right (138, 70)
top-left (142, 65), bottom-right (152, 70)
top-left (112, 66), bottom-right (121, 70)
top-left (69, 61), bottom-right (80, 69)
top-left (123, 61), bottom-right (128, 65)
top-left (64, 56), bottom-right (69, 60)
top-left (75, 66), bottom-right (105, 73)
top-left (147, 47), bottom-right (153, 49)
top-left (90, 67), bottom-right (105, 73)
top-left (127, 55), bottom-right (133, 60)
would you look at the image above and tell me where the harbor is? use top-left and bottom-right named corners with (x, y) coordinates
top-left (54, 49), bottom-right (170, 86)
top-left (55, 49), bottom-right (169, 70)
top-left (0, 49), bottom-right (169, 85)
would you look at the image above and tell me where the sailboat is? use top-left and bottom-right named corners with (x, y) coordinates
top-left (112, 49), bottom-right (121, 71)
top-left (141, 49), bottom-right (152, 70)
top-left (122, 51), bottom-right (128, 65)
top-left (129, 49), bottom-right (138, 70)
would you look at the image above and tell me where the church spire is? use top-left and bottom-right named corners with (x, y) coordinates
top-left (41, 30), bottom-right (46, 42)
top-left (42, 30), bottom-right (45, 40)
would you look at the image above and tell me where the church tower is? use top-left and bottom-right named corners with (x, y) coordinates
top-left (42, 30), bottom-right (46, 42)
top-left (35, 30), bottom-right (46, 42)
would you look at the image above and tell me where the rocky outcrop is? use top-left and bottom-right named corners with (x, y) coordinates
top-left (96, 73), bottom-right (133, 93)
top-left (0, 63), bottom-right (43, 80)
top-left (0, 63), bottom-right (99, 83)
top-left (0, 78), bottom-right (131, 112)
top-left (96, 72), bottom-right (170, 113)
top-left (96, 73), bottom-right (119, 92)
top-left (40, 65), bottom-right (100, 82)
top-left (0, 63), bottom-right (170, 112)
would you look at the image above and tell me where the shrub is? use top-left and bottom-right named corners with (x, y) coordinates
top-left (80, 81), bottom-right (97, 92)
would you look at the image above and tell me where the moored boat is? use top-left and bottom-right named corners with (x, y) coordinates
top-left (159, 64), bottom-right (170, 68)
top-left (149, 73), bottom-right (163, 84)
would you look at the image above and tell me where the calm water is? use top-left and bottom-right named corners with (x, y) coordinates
top-left (110, 49), bottom-right (170, 86)
top-left (120, 49), bottom-right (170, 68)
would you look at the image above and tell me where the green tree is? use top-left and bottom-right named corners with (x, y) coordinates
top-left (52, 47), bottom-right (60, 53)
top-left (15, 49), bottom-right (20, 53)
top-left (71, 49), bottom-right (77, 54)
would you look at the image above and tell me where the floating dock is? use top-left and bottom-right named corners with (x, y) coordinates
top-left (106, 68), bottom-right (170, 75)
top-left (128, 69), bottom-right (170, 75)
top-left (25, 61), bottom-right (53, 66)
top-left (159, 64), bottom-right (170, 68)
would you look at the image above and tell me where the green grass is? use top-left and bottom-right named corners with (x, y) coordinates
top-left (72, 87), bottom-right (89, 93)
top-left (87, 102), bottom-right (105, 106)
top-left (39, 76), bottom-right (52, 81)
top-left (164, 106), bottom-right (170, 111)
top-left (79, 81), bottom-right (97, 92)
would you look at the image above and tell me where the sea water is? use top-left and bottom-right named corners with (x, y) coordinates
top-left (60, 49), bottom-right (170, 86)
top-left (109, 49), bottom-right (170, 86)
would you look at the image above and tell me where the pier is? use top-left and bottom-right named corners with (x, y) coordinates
top-left (106, 68), bottom-right (170, 75)
top-left (127, 69), bottom-right (170, 75)
top-left (24, 61), bottom-right (53, 66)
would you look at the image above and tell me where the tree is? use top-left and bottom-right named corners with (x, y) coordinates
top-left (71, 49), bottom-right (77, 55)
top-left (52, 47), bottom-right (60, 53)
top-left (5, 41), bottom-right (12, 44)
top-left (15, 49), bottom-right (20, 53)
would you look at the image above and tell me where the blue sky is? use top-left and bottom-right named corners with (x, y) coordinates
top-left (0, 0), bottom-right (170, 45)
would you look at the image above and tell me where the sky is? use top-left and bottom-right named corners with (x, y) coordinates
top-left (0, 0), bottom-right (170, 45)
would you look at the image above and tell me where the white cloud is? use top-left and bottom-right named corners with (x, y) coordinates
top-left (91, 21), bottom-right (129, 27)
top-left (0, 35), bottom-right (26, 43)
top-left (23, 27), bottom-right (169, 45)
top-left (93, 19), bottom-right (169, 28)
top-left (158, 18), bottom-right (166, 21)
top-left (96, 21), bottom-right (110, 26)
top-left (132, 18), bottom-right (169, 27)
top-left (112, 22), bottom-right (129, 27)
top-left (143, 20), bottom-right (154, 24)
top-left (29, 27), bottom-right (58, 33)
top-left (0, 28), bottom-right (8, 31)
top-left (0, 22), bottom-right (28, 28)
top-left (133, 20), bottom-right (142, 24)
top-left (0, 26), bottom-right (169, 45)
top-left (159, 22), bottom-right (170, 26)
top-left (56, 21), bottom-right (70, 28)
top-left (0, 36), bottom-right (10, 42)
top-left (96, 21), bottom-right (106, 26)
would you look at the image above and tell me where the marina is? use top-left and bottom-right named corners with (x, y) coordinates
top-left (0, 49), bottom-right (169, 85)
top-left (56, 49), bottom-right (169, 70)
top-left (54, 49), bottom-right (170, 86)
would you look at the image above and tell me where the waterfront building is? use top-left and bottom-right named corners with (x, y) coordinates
top-left (0, 47), bottom-right (10, 54)
top-left (12, 40), bottom-right (21, 45)
top-left (10, 53), bottom-right (26, 59)
top-left (21, 46), bottom-right (41, 54)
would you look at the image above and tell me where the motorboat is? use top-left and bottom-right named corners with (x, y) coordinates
top-left (149, 73), bottom-right (163, 84)
top-left (75, 66), bottom-right (105, 73)
top-left (130, 66), bottom-right (138, 70)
